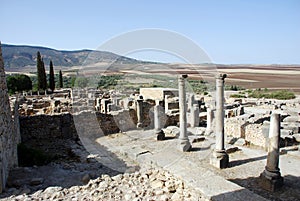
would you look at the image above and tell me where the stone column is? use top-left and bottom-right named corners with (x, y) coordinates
top-left (178, 74), bottom-right (192, 151)
top-left (164, 95), bottom-right (170, 114)
top-left (260, 113), bottom-right (283, 192)
top-left (154, 103), bottom-right (165, 140)
top-left (190, 103), bottom-right (200, 128)
top-left (210, 74), bottom-right (229, 168)
top-left (136, 96), bottom-right (143, 128)
top-left (205, 107), bottom-right (213, 135)
top-left (188, 94), bottom-right (195, 112)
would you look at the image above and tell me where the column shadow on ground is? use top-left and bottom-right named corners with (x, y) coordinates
top-left (229, 155), bottom-right (267, 168)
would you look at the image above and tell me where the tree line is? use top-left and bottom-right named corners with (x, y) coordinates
top-left (7, 51), bottom-right (64, 94)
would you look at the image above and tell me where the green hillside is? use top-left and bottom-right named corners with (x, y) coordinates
top-left (2, 44), bottom-right (155, 69)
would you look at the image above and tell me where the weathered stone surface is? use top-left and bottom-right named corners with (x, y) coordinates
top-left (0, 42), bottom-right (20, 192)
top-left (1, 166), bottom-right (205, 201)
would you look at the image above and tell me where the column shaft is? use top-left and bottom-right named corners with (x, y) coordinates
top-left (178, 75), bottom-right (191, 151)
top-left (215, 76), bottom-right (225, 151)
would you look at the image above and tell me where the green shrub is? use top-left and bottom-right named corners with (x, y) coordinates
top-left (230, 94), bottom-right (246, 98)
top-left (6, 74), bottom-right (32, 94)
top-left (249, 89), bottom-right (295, 100)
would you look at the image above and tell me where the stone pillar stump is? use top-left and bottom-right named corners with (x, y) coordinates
top-left (260, 113), bottom-right (283, 192)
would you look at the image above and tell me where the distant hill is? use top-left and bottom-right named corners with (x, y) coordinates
top-left (1, 44), bottom-right (156, 69)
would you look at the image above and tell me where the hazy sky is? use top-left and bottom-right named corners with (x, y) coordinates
top-left (0, 0), bottom-right (299, 64)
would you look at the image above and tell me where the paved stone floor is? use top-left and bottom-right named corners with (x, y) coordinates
top-left (83, 128), bottom-right (300, 201)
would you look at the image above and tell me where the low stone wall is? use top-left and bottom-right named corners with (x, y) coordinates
top-left (225, 118), bottom-right (247, 139)
top-left (19, 109), bottom-right (139, 157)
top-left (244, 123), bottom-right (266, 148)
top-left (225, 117), bottom-right (267, 148)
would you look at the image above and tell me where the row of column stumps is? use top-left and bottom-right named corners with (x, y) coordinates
top-left (137, 73), bottom-right (284, 192)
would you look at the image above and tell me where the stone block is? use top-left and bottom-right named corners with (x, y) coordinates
top-left (210, 151), bottom-right (229, 169)
top-left (259, 170), bottom-right (283, 192)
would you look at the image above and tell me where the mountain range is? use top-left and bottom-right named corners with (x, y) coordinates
top-left (1, 44), bottom-right (156, 69)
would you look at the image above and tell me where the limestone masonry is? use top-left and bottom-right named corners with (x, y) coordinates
top-left (0, 42), bottom-right (20, 193)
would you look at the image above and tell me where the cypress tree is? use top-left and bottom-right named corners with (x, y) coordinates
top-left (41, 58), bottom-right (47, 90)
top-left (59, 70), bottom-right (63, 88)
top-left (49, 60), bottom-right (55, 92)
top-left (36, 51), bottom-right (43, 90)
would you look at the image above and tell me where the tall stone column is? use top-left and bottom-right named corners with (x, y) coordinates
top-left (260, 113), bottom-right (283, 192)
top-left (154, 103), bottom-right (165, 140)
top-left (178, 74), bottom-right (192, 151)
top-left (190, 103), bottom-right (200, 128)
top-left (136, 96), bottom-right (143, 128)
top-left (210, 74), bottom-right (229, 168)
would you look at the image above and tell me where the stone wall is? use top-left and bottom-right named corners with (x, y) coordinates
top-left (225, 118), bottom-right (246, 138)
top-left (244, 123), bottom-right (266, 148)
top-left (0, 42), bottom-right (20, 192)
top-left (19, 109), bottom-right (138, 157)
top-left (225, 115), bottom-right (267, 148)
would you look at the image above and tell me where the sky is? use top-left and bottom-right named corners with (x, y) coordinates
top-left (0, 0), bottom-right (299, 64)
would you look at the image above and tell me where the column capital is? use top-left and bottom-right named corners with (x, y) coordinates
top-left (178, 74), bottom-right (188, 80)
top-left (216, 74), bottom-right (227, 80)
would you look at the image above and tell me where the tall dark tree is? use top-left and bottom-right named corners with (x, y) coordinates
top-left (36, 51), bottom-right (43, 90)
top-left (59, 70), bottom-right (63, 88)
top-left (41, 58), bottom-right (47, 90)
top-left (36, 52), bottom-right (47, 90)
top-left (49, 60), bottom-right (55, 92)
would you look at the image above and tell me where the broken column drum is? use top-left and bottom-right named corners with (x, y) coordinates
top-left (190, 103), bottom-right (200, 128)
top-left (136, 96), bottom-right (143, 128)
top-left (205, 107), bottom-right (213, 134)
top-left (154, 104), bottom-right (165, 140)
top-left (210, 74), bottom-right (229, 169)
top-left (178, 74), bottom-right (192, 151)
top-left (188, 94), bottom-right (195, 112)
top-left (260, 113), bottom-right (283, 192)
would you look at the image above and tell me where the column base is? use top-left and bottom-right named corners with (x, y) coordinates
top-left (156, 130), bottom-right (165, 141)
top-left (210, 150), bottom-right (229, 169)
top-left (259, 169), bottom-right (283, 192)
top-left (177, 138), bottom-right (192, 152)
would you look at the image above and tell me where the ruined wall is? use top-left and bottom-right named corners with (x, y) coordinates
top-left (20, 113), bottom-right (79, 159)
top-left (225, 117), bottom-right (267, 148)
top-left (19, 109), bottom-right (138, 157)
top-left (225, 118), bottom-right (246, 138)
top-left (244, 123), bottom-right (266, 148)
top-left (0, 42), bottom-right (20, 192)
